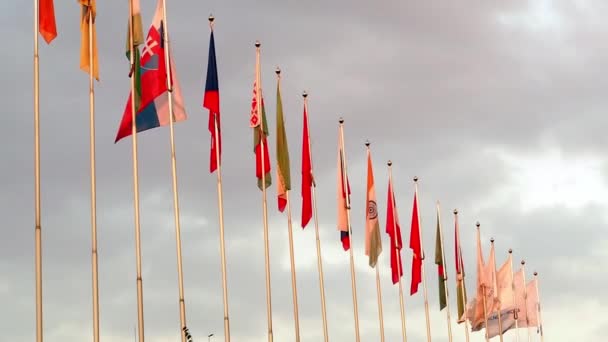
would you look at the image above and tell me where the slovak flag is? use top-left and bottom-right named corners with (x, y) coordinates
top-left (115, 0), bottom-right (186, 143)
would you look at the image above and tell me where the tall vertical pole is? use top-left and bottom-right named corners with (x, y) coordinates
top-left (127, 0), bottom-right (145, 340)
top-left (388, 161), bottom-right (408, 342)
top-left (33, 0), bottom-right (43, 340)
top-left (477, 223), bottom-right (489, 342)
top-left (436, 203), bottom-right (453, 342)
top-left (521, 261), bottom-right (531, 342)
top-left (508, 250), bottom-right (520, 342)
top-left (276, 68), bottom-right (300, 342)
top-left (87, 7), bottom-right (100, 342)
top-left (534, 272), bottom-right (544, 342)
top-left (207, 15), bottom-right (231, 342)
top-left (338, 118), bottom-right (360, 342)
top-left (413, 178), bottom-right (432, 342)
top-left (159, 0), bottom-right (188, 340)
top-left (303, 92), bottom-right (329, 342)
top-left (255, 41), bottom-right (274, 342)
top-left (454, 210), bottom-right (470, 342)
top-left (490, 239), bottom-right (504, 342)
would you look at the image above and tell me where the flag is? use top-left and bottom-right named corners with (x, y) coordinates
top-left (125, 0), bottom-right (143, 112)
top-left (115, 0), bottom-right (187, 143)
top-left (337, 132), bottom-right (351, 251)
top-left (485, 253), bottom-right (518, 338)
top-left (435, 209), bottom-right (447, 310)
top-left (203, 29), bottom-right (221, 173)
top-left (513, 270), bottom-right (539, 328)
top-left (455, 214), bottom-right (468, 322)
top-left (470, 232), bottom-right (498, 331)
top-left (486, 307), bottom-right (517, 338)
top-left (300, 101), bottom-right (313, 228)
top-left (410, 189), bottom-right (422, 295)
top-left (364, 148), bottom-right (381, 267)
top-left (79, 0), bottom-right (99, 80)
top-left (39, 0), bottom-right (57, 44)
top-left (385, 179), bottom-right (403, 284)
top-left (275, 77), bottom-right (290, 212)
top-left (250, 47), bottom-right (271, 190)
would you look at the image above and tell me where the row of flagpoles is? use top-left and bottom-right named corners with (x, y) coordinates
top-left (33, 0), bottom-right (547, 341)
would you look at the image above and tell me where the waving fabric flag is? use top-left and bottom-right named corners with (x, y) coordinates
top-left (204, 29), bottom-right (221, 173)
top-left (125, 0), bottom-right (144, 112)
top-left (336, 132), bottom-right (351, 251)
top-left (250, 46), bottom-right (271, 190)
top-left (39, 0), bottom-right (57, 44)
top-left (275, 77), bottom-right (290, 212)
top-left (79, 0), bottom-right (99, 80)
top-left (365, 149), bottom-right (382, 267)
top-left (410, 190), bottom-right (422, 295)
top-left (435, 209), bottom-right (447, 310)
top-left (300, 101), bottom-right (313, 228)
top-left (115, 0), bottom-right (187, 143)
top-left (386, 178), bottom-right (403, 284)
top-left (455, 214), bottom-right (468, 322)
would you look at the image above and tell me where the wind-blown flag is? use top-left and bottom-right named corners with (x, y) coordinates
top-left (203, 29), bottom-right (220, 173)
top-left (410, 189), bottom-right (422, 295)
top-left (336, 132), bottom-right (351, 250)
top-left (79, 0), bottom-right (99, 80)
top-left (486, 254), bottom-right (517, 338)
top-left (250, 47), bottom-right (271, 190)
top-left (39, 0), bottom-right (57, 44)
top-left (386, 178), bottom-right (403, 284)
top-left (513, 270), bottom-right (539, 329)
top-left (435, 208), bottom-right (447, 310)
top-left (115, 0), bottom-right (187, 143)
top-left (470, 232), bottom-right (498, 331)
top-left (125, 0), bottom-right (143, 112)
top-left (364, 148), bottom-right (381, 267)
top-left (300, 101), bottom-right (313, 228)
top-left (275, 77), bottom-right (290, 212)
top-left (455, 214), bottom-right (468, 322)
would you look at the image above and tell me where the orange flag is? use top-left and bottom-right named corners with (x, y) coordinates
top-left (39, 0), bottom-right (57, 44)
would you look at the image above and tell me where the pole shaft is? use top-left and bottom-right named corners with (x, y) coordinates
top-left (33, 0), bottom-right (43, 340)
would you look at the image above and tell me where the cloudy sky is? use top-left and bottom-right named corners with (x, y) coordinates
top-left (2, 0), bottom-right (608, 341)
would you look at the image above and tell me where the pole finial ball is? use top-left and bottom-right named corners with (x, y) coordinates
top-left (208, 14), bottom-right (215, 22)
top-left (521, 260), bottom-right (525, 265)
top-left (339, 117), bottom-right (344, 124)
top-left (490, 237), bottom-right (495, 243)
top-left (387, 160), bottom-right (392, 166)
top-left (255, 40), bottom-right (261, 47)
top-left (413, 176), bottom-right (419, 182)
top-left (534, 271), bottom-right (538, 276)
top-left (365, 140), bottom-right (370, 147)
top-left (509, 248), bottom-right (513, 254)
top-left (453, 209), bottom-right (458, 215)
top-left (476, 221), bottom-right (480, 228)
top-left (275, 67), bottom-right (281, 75)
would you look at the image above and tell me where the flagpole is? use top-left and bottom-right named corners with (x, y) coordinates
top-left (366, 142), bottom-right (385, 342)
top-left (454, 210), bottom-right (470, 342)
top-left (33, 0), bottom-right (43, 340)
top-left (127, 0), bottom-right (145, 340)
top-left (533, 272), bottom-right (544, 342)
top-left (413, 178), bottom-right (432, 342)
top-left (436, 202), bottom-right (453, 342)
top-left (208, 16), bottom-right (232, 342)
top-left (304, 92), bottom-right (329, 342)
top-left (388, 161), bottom-right (407, 342)
top-left (509, 249), bottom-right (520, 342)
top-left (338, 118), bottom-right (361, 342)
top-left (490, 239), bottom-right (504, 342)
top-left (276, 68), bottom-right (301, 342)
top-left (159, 1), bottom-right (189, 340)
top-left (521, 260), bottom-right (531, 342)
top-left (87, 7), bottom-right (100, 342)
top-left (256, 41), bottom-right (274, 342)
top-left (478, 223), bottom-right (489, 342)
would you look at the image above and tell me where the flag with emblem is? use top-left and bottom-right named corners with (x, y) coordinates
top-left (115, 0), bottom-right (187, 143)
top-left (365, 147), bottom-right (381, 267)
top-left (79, 0), bottom-right (99, 80)
top-left (250, 46), bottom-right (271, 190)
top-left (39, 0), bottom-right (57, 44)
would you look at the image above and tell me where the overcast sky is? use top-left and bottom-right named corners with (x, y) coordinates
top-left (2, 0), bottom-right (608, 341)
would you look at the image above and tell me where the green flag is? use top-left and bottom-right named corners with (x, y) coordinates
top-left (435, 210), bottom-right (447, 310)
top-left (126, 0), bottom-right (143, 111)
top-left (276, 78), bottom-right (290, 212)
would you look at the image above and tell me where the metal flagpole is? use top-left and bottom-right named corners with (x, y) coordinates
top-left (490, 239), bottom-right (504, 342)
top-left (207, 16), bottom-right (231, 342)
top-left (454, 210), bottom-right (470, 342)
top-left (33, 0), bottom-right (43, 340)
top-left (478, 223), bottom-right (489, 342)
top-left (86, 7), bottom-right (100, 342)
top-left (388, 162), bottom-right (407, 342)
top-left (534, 272), bottom-right (544, 342)
top-left (366, 142), bottom-right (384, 342)
top-left (338, 118), bottom-right (361, 342)
top-left (521, 261), bottom-right (531, 342)
top-left (159, 1), bottom-right (188, 340)
top-left (276, 68), bottom-right (301, 342)
top-left (255, 41), bottom-right (274, 342)
top-left (413, 178), bottom-right (432, 342)
top-left (436, 202), bottom-right (453, 342)
top-left (127, 0), bottom-right (145, 340)
top-left (509, 249), bottom-right (520, 342)
top-left (304, 92), bottom-right (329, 342)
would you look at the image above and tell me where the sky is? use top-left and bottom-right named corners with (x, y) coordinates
top-left (2, 0), bottom-right (608, 341)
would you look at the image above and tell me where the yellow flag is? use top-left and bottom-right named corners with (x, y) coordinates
top-left (79, 0), bottom-right (99, 80)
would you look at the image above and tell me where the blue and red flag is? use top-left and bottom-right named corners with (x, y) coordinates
top-left (337, 133), bottom-right (351, 251)
top-left (203, 29), bottom-right (220, 173)
top-left (115, 0), bottom-right (187, 143)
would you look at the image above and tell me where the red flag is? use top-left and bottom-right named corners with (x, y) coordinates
top-left (337, 133), bottom-right (351, 250)
top-left (39, 0), bottom-right (57, 44)
top-left (203, 30), bottom-right (220, 173)
top-left (301, 101), bottom-right (313, 228)
top-left (386, 180), bottom-right (403, 284)
top-left (410, 189), bottom-right (422, 295)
